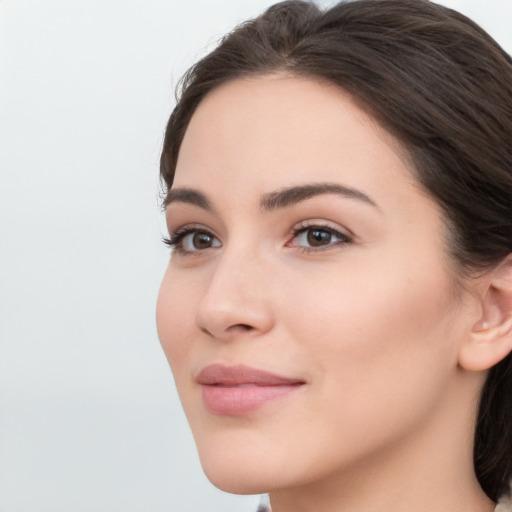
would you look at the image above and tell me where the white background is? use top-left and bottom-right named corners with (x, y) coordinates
top-left (0, 1), bottom-right (511, 511)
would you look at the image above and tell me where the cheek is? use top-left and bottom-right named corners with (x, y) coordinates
top-left (256, 258), bottom-right (460, 481)
top-left (285, 244), bottom-right (456, 350)
top-left (156, 266), bottom-right (198, 373)
top-left (280, 251), bottom-right (459, 419)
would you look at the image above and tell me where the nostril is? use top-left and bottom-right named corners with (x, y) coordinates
top-left (233, 324), bottom-right (253, 331)
top-left (200, 324), bottom-right (254, 338)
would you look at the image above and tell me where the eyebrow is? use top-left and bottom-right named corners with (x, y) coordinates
top-left (164, 182), bottom-right (378, 212)
top-left (164, 188), bottom-right (212, 210)
top-left (260, 183), bottom-right (378, 211)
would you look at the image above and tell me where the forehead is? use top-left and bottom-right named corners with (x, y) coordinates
top-left (173, 75), bottom-right (417, 202)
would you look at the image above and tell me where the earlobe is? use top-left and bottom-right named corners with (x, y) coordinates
top-left (458, 255), bottom-right (512, 372)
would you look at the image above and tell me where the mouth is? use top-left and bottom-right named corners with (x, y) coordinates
top-left (196, 364), bottom-right (306, 416)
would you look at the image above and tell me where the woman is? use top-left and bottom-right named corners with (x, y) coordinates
top-left (156, 1), bottom-right (512, 511)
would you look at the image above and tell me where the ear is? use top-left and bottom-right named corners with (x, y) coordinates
top-left (458, 255), bottom-right (512, 372)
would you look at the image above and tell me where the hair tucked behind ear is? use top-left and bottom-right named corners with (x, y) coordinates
top-left (160, 0), bottom-right (512, 500)
top-left (475, 353), bottom-right (512, 500)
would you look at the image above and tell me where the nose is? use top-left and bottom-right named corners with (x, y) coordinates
top-left (195, 248), bottom-right (275, 341)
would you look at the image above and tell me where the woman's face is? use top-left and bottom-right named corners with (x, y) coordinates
top-left (157, 76), bottom-right (475, 495)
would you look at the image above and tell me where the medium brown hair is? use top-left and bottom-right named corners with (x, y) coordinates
top-left (160, 0), bottom-right (512, 501)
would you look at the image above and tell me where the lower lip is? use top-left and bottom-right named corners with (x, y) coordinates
top-left (201, 384), bottom-right (302, 416)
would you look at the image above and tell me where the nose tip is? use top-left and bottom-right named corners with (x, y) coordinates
top-left (197, 296), bottom-right (274, 340)
top-left (195, 261), bottom-right (274, 341)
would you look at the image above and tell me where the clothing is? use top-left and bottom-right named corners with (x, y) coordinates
top-left (496, 492), bottom-right (512, 512)
top-left (256, 489), bottom-right (512, 511)
top-left (256, 495), bottom-right (270, 512)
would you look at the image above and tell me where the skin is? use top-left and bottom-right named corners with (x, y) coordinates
top-left (156, 76), bottom-right (495, 512)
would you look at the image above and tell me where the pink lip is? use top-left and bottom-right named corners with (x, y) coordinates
top-left (197, 364), bottom-right (305, 416)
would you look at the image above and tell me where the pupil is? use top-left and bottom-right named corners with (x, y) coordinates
top-left (193, 232), bottom-right (212, 249)
top-left (307, 229), bottom-right (331, 246)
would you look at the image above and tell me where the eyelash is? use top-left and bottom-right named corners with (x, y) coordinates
top-left (162, 225), bottom-right (215, 255)
top-left (163, 223), bottom-right (352, 255)
top-left (289, 222), bottom-right (352, 254)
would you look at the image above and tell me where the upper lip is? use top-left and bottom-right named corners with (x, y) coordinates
top-left (196, 364), bottom-right (305, 386)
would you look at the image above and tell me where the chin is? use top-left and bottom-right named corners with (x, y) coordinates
top-left (202, 459), bottom-right (275, 495)
top-left (194, 431), bottom-right (288, 495)
top-left (187, 412), bottom-right (282, 494)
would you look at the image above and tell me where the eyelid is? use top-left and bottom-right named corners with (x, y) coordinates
top-left (163, 224), bottom-right (222, 254)
top-left (290, 220), bottom-right (352, 239)
top-left (286, 220), bottom-right (353, 252)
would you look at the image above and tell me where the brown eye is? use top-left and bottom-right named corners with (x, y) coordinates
top-left (193, 232), bottom-right (215, 249)
top-left (307, 229), bottom-right (333, 247)
top-left (292, 225), bottom-right (351, 252)
top-left (173, 229), bottom-right (221, 253)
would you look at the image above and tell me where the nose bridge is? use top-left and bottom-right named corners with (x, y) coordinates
top-left (196, 238), bottom-right (273, 338)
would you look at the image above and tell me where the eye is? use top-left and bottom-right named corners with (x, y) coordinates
top-left (181, 231), bottom-right (221, 252)
top-left (297, 228), bottom-right (336, 247)
top-left (164, 227), bottom-right (221, 254)
top-left (290, 223), bottom-right (352, 252)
